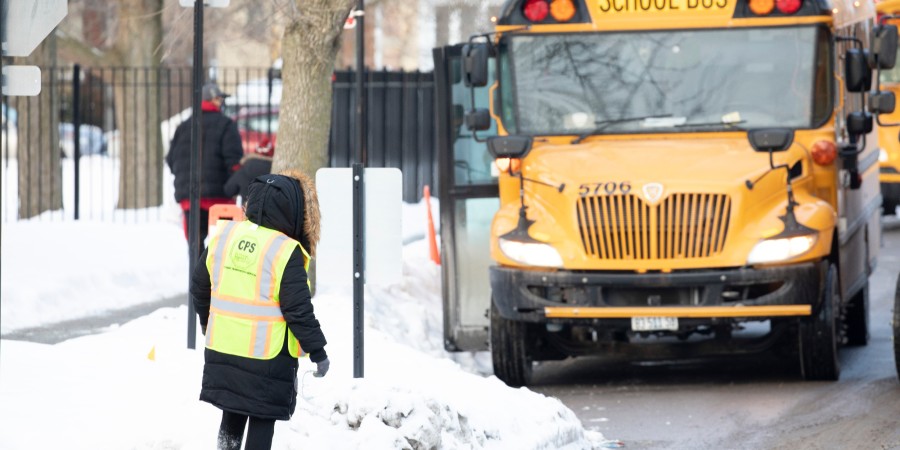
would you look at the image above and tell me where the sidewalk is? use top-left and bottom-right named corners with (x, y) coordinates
top-left (1, 293), bottom-right (186, 344)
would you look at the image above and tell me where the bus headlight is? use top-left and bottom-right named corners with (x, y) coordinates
top-left (499, 238), bottom-right (563, 267)
top-left (880, 149), bottom-right (889, 163)
top-left (747, 234), bottom-right (817, 265)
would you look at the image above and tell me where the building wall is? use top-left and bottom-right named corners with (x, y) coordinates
top-left (337, 0), bottom-right (503, 72)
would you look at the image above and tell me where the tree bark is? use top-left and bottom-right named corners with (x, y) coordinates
top-left (15, 36), bottom-right (63, 220)
top-left (113, 0), bottom-right (164, 210)
top-left (274, 0), bottom-right (355, 175)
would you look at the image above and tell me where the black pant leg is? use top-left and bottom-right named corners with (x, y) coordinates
top-left (182, 208), bottom-right (211, 252)
top-left (199, 207), bottom-right (210, 247)
top-left (217, 411), bottom-right (247, 450)
top-left (244, 416), bottom-right (276, 450)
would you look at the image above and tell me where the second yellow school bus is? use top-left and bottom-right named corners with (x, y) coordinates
top-left (876, 0), bottom-right (900, 215)
top-left (443, 0), bottom-right (896, 385)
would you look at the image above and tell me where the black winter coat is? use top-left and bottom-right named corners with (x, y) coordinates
top-left (224, 154), bottom-right (273, 200)
top-left (166, 108), bottom-right (243, 202)
top-left (190, 174), bottom-right (327, 420)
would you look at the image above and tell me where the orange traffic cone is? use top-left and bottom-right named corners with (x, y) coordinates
top-left (424, 186), bottom-right (441, 265)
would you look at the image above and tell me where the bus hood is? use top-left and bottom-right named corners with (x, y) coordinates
top-left (524, 137), bottom-right (791, 187)
top-left (493, 137), bottom-right (835, 270)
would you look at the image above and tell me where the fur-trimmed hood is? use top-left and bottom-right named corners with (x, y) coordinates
top-left (239, 152), bottom-right (273, 165)
top-left (244, 170), bottom-right (321, 257)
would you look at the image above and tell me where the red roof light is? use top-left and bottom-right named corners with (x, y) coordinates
top-left (523, 0), bottom-right (550, 22)
top-left (776, 0), bottom-right (802, 14)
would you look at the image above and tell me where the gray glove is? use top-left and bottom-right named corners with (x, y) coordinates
top-left (314, 357), bottom-right (330, 378)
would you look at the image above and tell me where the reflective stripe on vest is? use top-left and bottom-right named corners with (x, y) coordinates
top-left (210, 221), bottom-right (237, 290)
top-left (205, 220), bottom-right (309, 360)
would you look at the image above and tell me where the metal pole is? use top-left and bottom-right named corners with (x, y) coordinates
top-left (352, 0), bottom-right (366, 378)
top-left (356, 0), bottom-right (366, 166)
top-left (352, 162), bottom-right (365, 378)
top-left (72, 64), bottom-right (81, 220)
top-left (187, 0), bottom-right (204, 349)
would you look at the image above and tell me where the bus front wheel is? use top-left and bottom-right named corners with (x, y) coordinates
top-left (490, 299), bottom-right (533, 387)
top-left (799, 264), bottom-right (841, 381)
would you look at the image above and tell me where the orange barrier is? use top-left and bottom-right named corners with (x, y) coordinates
top-left (208, 204), bottom-right (245, 237)
top-left (424, 186), bottom-right (441, 265)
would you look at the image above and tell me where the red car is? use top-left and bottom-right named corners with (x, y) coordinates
top-left (233, 107), bottom-right (278, 156)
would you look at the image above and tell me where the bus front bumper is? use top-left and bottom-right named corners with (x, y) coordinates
top-left (489, 263), bottom-right (821, 323)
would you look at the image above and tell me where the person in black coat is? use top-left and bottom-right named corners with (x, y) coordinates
top-left (190, 169), bottom-right (327, 450)
top-left (166, 82), bottom-right (244, 245)
top-left (224, 139), bottom-right (274, 202)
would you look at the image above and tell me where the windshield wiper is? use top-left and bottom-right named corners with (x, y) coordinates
top-left (674, 120), bottom-right (747, 129)
top-left (571, 114), bottom-right (673, 144)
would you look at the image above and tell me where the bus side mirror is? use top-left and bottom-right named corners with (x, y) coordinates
top-left (847, 111), bottom-right (874, 136)
top-left (748, 128), bottom-right (793, 152)
top-left (869, 91), bottom-right (896, 114)
top-left (462, 43), bottom-right (490, 88)
top-left (465, 108), bottom-right (492, 131)
top-left (846, 48), bottom-right (873, 93)
top-left (488, 135), bottom-right (533, 159)
top-left (839, 144), bottom-right (863, 189)
top-left (870, 25), bottom-right (899, 69)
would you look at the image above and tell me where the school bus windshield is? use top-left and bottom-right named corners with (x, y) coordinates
top-left (500, 25), bottom-right (832, 136)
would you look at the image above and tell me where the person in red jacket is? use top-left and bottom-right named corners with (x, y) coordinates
top-left (165, 82), bottom-right (243, 247)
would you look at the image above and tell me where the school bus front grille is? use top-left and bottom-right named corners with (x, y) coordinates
top-left (576, 193), bottom-right (731, 260)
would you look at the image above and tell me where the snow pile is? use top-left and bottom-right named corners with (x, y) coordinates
top-left (0, 201), bottom-right (610, 449)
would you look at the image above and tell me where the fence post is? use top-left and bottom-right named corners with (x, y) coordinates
top-left (73, 63), bottom-right (81, 220)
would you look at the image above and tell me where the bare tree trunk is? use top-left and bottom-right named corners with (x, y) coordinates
top-left (113, 0), bottom-right (164, 210)
top-left (275, 0), bottom-right (354, 175)
top-left (15, 36), bottom-right (62, 220)
top-left (114, 69), bottom-right (163, 209)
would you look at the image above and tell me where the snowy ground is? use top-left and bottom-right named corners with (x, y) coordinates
top-left (0, 197), bottom-right (614, 449)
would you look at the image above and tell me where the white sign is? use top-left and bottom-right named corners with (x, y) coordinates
top-left (344, 9), bottom-right (363, 29)
top-left (2, 66), bottom-right (41, 96)
top-left (2, 0), bottom-right (67, 57)
top-left (316, 168), bottom-right (403, 290)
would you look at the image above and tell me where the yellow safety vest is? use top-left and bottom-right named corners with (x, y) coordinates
top-left (205, 220), bottom-right (311, 360)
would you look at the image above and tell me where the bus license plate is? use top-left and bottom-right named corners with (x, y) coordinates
top-left (631, 317), bottom-right (678, 331)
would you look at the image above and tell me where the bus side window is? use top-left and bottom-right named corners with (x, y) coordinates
top-left (451, 58), bottom-right (498, 186)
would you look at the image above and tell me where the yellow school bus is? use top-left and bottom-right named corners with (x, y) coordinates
top-left (877, 0), bottom-right (900, 215)
top-left (434, 0), bottom-right (897, 385)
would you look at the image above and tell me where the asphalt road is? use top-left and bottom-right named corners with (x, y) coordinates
top-left (531, 218), bottom-right (900, 449)
top-left (5, 220), bottom-right (899, 449)
top-left (1, 294), bottom-right (186, 344)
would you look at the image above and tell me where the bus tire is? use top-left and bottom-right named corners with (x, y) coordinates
top-left (845, 282), bottom-right (869, 346)
top-left (893, 273), bottom-right (900, 381)
top-left (490, 299), bottom-right (533, 387)
top-left (799, 264), bottom-right (841, 381)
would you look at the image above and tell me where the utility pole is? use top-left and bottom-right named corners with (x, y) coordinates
top-left (352, 0), bottom-right (367, 378)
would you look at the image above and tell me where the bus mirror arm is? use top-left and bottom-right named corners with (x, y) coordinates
top-left (744, 127), bottom-right (808, 226)
top-left (506, 171), bottom-right (566, 243)
top-left (520, 175), bottom-right (565, 193)
top-left (745, 153), bottom-right (804, 234)
top-left (744, 159), bottom-right (790, 191)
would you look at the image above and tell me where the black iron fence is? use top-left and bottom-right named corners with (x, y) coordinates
top-left (0, 66), bottom-right (436, 223)
top-left (330, 70), bottom-right (436, 202)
